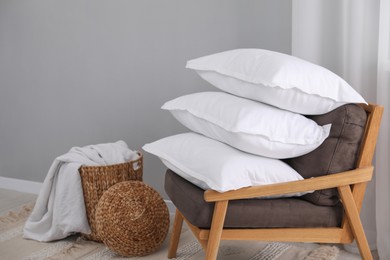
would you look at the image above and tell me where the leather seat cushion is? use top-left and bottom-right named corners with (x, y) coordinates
top-left (165, 169), bottom-right (343, 229)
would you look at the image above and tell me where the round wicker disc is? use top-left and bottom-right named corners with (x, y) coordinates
top-left (95, 181), bottom-right (169, 257)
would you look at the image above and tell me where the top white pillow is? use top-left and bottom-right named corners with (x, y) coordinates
top-left (186, 49), bottom-right (367, 115)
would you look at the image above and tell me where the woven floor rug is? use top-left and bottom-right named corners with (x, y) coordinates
top-left (0, 203), bottom-right (341, 260)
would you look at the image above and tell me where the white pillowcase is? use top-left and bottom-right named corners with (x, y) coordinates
top-left (142, 132), bottom-right (307, 196)
top-left (162, 92), bottom-right (331, 159)
top-left (186, 49), bottom-right (367, 115)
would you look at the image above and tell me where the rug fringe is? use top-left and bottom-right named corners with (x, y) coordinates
top-left (304, 246), bottom-right (339, 260)
top-left (0, 203), bottom-right (34, 230)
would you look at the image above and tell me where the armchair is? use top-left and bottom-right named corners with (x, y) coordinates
top-left (165, 103), bottom-right (383, 260)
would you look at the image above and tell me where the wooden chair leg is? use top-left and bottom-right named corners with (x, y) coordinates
top-left (183, 217), bottom-right (209, 251)
top-left (168, 209), bottom-right (184, 259)
top-left (205, 200), bottom-right (229, 260)
top-left (338, 185), bottom-right (373, 260)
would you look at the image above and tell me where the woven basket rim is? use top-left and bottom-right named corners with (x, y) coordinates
top-left (79, 151), bottom-right (142, 170)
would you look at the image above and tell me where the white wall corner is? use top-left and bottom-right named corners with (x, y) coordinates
top-left (0, 176), bottom-right (42, 194)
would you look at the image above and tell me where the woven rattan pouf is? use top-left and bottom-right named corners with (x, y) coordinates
top-left (95, 181), bottom-right (169, 256)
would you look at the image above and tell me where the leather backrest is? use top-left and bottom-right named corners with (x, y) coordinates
top-left (284, 104), bottom-right (367, 206)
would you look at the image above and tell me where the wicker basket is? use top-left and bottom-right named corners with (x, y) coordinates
top-left (95, 181), bottom-right (169, 256)
top-left (79, 151), bottom-right (143, 242)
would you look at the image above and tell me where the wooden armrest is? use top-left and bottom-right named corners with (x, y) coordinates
top-left (204, 166), bottom-right (373, 202)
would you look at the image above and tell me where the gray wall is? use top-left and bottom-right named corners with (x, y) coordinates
top-left (0, 0), bottom-right (292, 198)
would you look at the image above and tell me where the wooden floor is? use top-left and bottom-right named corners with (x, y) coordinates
top-left (0, 188), bottom-right (36, 215)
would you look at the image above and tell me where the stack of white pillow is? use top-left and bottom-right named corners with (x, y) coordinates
top-left (143, 49), bottom-right (366, 196)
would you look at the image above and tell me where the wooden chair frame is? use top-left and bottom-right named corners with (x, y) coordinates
top-left (167, 103), bottom-right (383, 260)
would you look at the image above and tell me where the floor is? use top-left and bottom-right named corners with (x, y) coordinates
top-left (0, 188), bottom-right (378, 259)
top-left (0, 188), bottom-right (37, 215)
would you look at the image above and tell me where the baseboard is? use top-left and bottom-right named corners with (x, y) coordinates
top-left (343, 229), bottom-right (377, 254)
top-left (0, 176), bottom-right (42, 194)
top-left (164, 199), bottom-right (176, 215)
top-left (0, 176), bottom-right (177, 214)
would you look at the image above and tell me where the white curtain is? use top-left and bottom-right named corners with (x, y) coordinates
top-left (376, 0), bottom-right (390, 258)
top-left (292, 0), bottom-right (390, 258)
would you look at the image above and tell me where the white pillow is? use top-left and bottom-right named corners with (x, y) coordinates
top-left (162, 92), bottom-right (331, 159)
top-left (142, 132), bottom-right (307, 196)
top-left (186, 49), bottom-right (367, 115)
